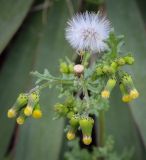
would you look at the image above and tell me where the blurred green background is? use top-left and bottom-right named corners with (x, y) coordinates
top-left (0, 0), bottom-right (146, 159)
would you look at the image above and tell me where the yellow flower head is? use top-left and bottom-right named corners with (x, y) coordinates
top-left (66, 131), bottom-right (75, 140)
top-left (101, 90), bottom-right (110, 99)
top-left (7, 108), bottom-right (16, 118)
top-left (130, 89), bottom-right (139, 99)
top-left (32, 109), bottom-right (42, 119)
top-left (83, 135), bottom-right (92, 145)
top-left (122, 95), bottom-right (132, 103)
top-left (24, 106), bottom-right (33, 116)
top-left (16, 116), bottom-right (25, 125)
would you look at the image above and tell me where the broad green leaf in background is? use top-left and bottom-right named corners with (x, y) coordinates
top-left (14, 1), bottom-right (77, 160)
top-left (105, 0), bottom-right (146, 156)
top-left (136, 0), bottom-right (146, 24)
top-left (0, 0), bottom-right (34, 54)
top-left (0, 8), bottom-right (43, 160)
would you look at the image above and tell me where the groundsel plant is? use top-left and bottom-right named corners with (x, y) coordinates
top-left (7, 12), bottom-right (139, 159)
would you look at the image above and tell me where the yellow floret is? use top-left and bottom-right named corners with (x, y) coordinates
top-left (130, 89), bottom-right (139, 99)
top-left (66, 131), bottom-right (75, 140)
top-left (16, 116), bottom-right (24, 125)
top-left (83, 136), bottom-right (92, 145)
top-left (32, 109), bottom-right (42, 119)
top-left (122, 95), bottom-right (132, 103)
top-left (7, 109), bottom-right (16, 118)
top-left (101, 90), bottom-right (110, 99)
top-left (24, 106), bottom-right (33, 116)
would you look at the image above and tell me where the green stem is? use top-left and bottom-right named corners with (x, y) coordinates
top-left (30, 79), bottom-right (73, 93)
top-left (98, 110), bottom-right (105, 147)
top-left (80, 75), bottom-right (90, 111)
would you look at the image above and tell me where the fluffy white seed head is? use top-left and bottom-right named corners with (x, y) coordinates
top-left (65, 11), bottom-right (111, 53)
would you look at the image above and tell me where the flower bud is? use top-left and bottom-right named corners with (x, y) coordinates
top-left (130, 89), bottom-right (139, 99)
top-left (24, 106), bottom-right (33, 116)
top-left (67, 111), bottom-right (74, 119)
top-left (17, 93), bottom-right (28, 105)
top-left (102, 65), bottom-right (109, 73)
top-left (121, 74), bottom-right (139, 100)
top-left (96, 67), bottom-right (103, 76)
top-left (54, 103), bottom-right (68, 116)
top-left (24, 92), bottom-right (39, 116)
top-left (110, 61), bottom-right (118, 70)
top-left (119, 83), bottom-right (132, 103)
top-left (16, 116), bottom-right (25, 125)
top-left (122, 75), bottom-right (133, 86)
top-left (66, 115), bottom-right (79, 141)
top-left (101, 90), bottom-right (110, 99)
top-left (7, 93), bottom-right (28, 118)
top-left (122, 95), bottom-right (132, 103)
top-left (79, 116), bottom-right (94, 145)
top-left (107, 67), bottom-right (116, 74)
top-left (107, 78), bottom-right (116, 88)
top-left (124, 56), bottom-right (134, 65)
top-left (73, 64), bottom-right (84, 75)
top-left (32, 104), bottom-right (42, 119)
top-left (32, 109), bottom-right (42, 119)
top-left (101, 78), bottom-right (116, 99)
top-left (83, 135), bottom-right (92, 145)
top-left (68, 64), bottom-right (74, 73)
top-left (7, 108), bottom-right (17, 118)
top-left (29, 91), bottom-right (39, 102)
top-left (60, 62), bottom-right (69, 73)
top-left (66, 130), bottom-right (75, 140)
top-left (116, 58), bottom-right (125, 66)
top-left (69, 115), bottom-right (79, 129)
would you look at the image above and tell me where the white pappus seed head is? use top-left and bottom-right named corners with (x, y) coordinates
top-left (65, 11), bottom-right (111, 53)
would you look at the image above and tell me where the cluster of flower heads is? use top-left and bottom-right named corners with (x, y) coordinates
top-left (54, 99), bottom-right (94, 145)
top-left (97, 55), bottom-right (139, 102)
top-left (7, 91), bottom-right (42, 125)
top-left (67, 115), bottom-right (94, 145)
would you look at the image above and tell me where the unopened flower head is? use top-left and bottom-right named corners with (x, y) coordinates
top-left (65, 11), bottom-right (111, 53)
